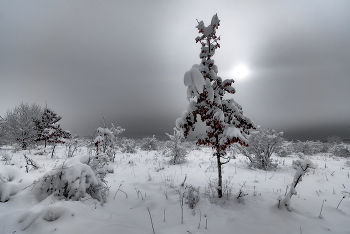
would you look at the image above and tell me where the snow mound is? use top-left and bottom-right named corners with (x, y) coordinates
top-left (18, 195), bottom-right (73, 231)
top-left (33, 155), bottom-right (105, 202)
top-left (0, 165), bottom-right (31, 202)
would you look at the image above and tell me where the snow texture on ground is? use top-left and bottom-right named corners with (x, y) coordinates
top-left (0, 146), bottom-right (349, 234)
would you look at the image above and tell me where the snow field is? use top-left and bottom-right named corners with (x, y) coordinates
top-left (0, 146), bottom-right (349, 234)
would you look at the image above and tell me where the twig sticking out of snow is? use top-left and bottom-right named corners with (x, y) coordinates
top-left (23, 154), bottom-right (39, 173)
top-left (198, 209), bottom-right (202, 229)
top-left (337, 196), bottom-right (346, 209)
top-left (277, 195), bottom-right (282, 208)
top-left (134, 185), bottom-right (144, 200)
top-left (181, 174), bottom-right (187, 187)
top-left (318, 199), bottom-right (325, 219)
top-left (204, 214), bottom-right (208, 229)
top-left (147, 207), bottom-right (155, 234)
top-left (114, 184), bottom-right (128, 199)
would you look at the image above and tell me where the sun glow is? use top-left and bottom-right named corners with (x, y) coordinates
top-left (232, 64), bottom-right (250, 80)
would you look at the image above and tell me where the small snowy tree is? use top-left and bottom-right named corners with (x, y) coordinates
top-left (34, 107), bottom-right (62, 148)
top-left (176, 14), bottom-right (255, 198)
top-left (65, 133), bottom-right (83, 157)
top-left (239, 126), bottom-right (284, 170)
top-left (4, 103), bottom-right (42, 150)
top-left (120, 138), bottom-right (137, 154)
top-left (0, 116), bottom-right (7, 147)
top-left (141, 135), bottom-right (158, 152)
top-left (93, 123), bottom-right (125, 161)
top-left (281, 159), bottom-right (316, 211)
top-left (165, 127), bottom-right (188, 164)
top-left (46, 122), bottom-right (71, 157)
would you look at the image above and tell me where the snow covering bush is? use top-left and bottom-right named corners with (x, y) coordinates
top-left (140, 135), bottom-right (158, 151)
top-left (331, 143), bottom-right (350, 158)
top-left (33, 155), bottom-right (108, 203)
top-left (344, 160), bottom-right (350, 167)
top-left (281, 159), bottom-right (316, 211)
top-left (292, 140), bottom-right (325, 156)
top-left (94, 123), bottom-right (125, 162)
top-left (185, 184), bottom-right (200, 209)
top-left (165, 128), bottom-right (188, 164)
top-left (0, 165), bottom-right (29, 202)
top-left (64, 133), bottom-right (83, 157)
top-left (120, 138), bottom-right (137, 154)
top-left (4, 102), bottom-right (42, 150)
top-left (0, 150), bottom-right (13, 165)
top-left (204, 177), bottom-right (233, 202)
top-left (277, 140), bottom-right (294, 157)
top-left (239, 126), bottom-right (283, 170)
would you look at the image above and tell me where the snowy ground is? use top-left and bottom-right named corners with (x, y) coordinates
top-left (0, 146), bottom-right (349, 234)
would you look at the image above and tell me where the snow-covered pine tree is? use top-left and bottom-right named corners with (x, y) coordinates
top-left (176, 14), bottom-right (255, 198)
top-left (34, 107), bottom-right (62, 148)
top-left (166, 127), bottom-right (188, 165)
top-left (46, 122), bottom-right (71, 157)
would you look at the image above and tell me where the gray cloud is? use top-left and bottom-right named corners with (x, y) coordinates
top-left (1, 1), bottom-right (349, 141)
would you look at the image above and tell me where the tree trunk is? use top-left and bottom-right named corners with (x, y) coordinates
top-left (51, 144), bottom-right (56, 158)
top-left (44, 140), bottom-right (46, 148)
top-left (216, 146), bottom-right (223, 198)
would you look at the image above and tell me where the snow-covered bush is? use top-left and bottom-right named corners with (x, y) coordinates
top-left (0, 150), bottom-right (12, 165)
top-left (4, 102), bottom-right (42, 150)
top-left (277, 140), bottom-right (294, 157)
top-left (281, 159), bottom-right (316, 211)
top-left (64, 133), bottom-right (83, 157)
top-left (34, 155), bottom-right (107, 203)
top-left (204, 177), bottom-right (233, 202)
top-left (165, 128), bottom-right (188, 164)
top-left (293, 140), bottom-right (325, 155)
top-left (239, 126), bottom-right (283, 170)
top-left (331, 143), bottom-right (350, 158)
top-left (344, 160), bottom-right (350, 167)
top-left (94, 123), bottom-right (125, 162)
top-left (120, 138), bottom-right (137, 154)
top-left (185, 184), bottom-right (200, 209)
top-left (140, 135), bottom-right (158, 151)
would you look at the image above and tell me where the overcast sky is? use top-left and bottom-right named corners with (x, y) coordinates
top-left (1, 1), bottom-right (350, 141)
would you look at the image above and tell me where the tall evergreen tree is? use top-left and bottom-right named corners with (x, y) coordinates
top-left (176, 14), bottom-right (255, 198)
top-left (34, 107), bottom-right (62, 147)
